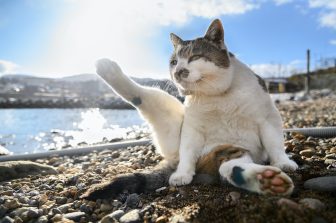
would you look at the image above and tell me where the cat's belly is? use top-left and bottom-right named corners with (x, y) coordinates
top-left (201, 115), bottom-right (264, 161)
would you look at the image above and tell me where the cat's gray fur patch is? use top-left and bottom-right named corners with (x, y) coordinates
top-left (176, 38), bottom-right (230, 68)
top-left (231, 166), bottom-right (246, 186)
top-left (131, 97), bottom-right (142, 106)
top-left (254, 74), bottom-right (268, 92)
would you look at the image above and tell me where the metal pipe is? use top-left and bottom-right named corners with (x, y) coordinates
top-left (0, 127), bottom-right (335, 162)
top-left (0, 139), bottom-right (152, 162)
top-left (284, 126), bottom-right (336, 138)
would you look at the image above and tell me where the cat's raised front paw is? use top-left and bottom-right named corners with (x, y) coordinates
top-left (95, 58), bottom-right (123, 80)
top-left (169, 171), bottom-right (193, 186)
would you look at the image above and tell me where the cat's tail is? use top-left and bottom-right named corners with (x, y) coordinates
top-left (80, 161), bottom-right (175, 200)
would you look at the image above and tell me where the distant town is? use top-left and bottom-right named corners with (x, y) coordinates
top-left (0, 74), bottom-right (180, 109)
top-left (0, 66), bottom-right (335, 108)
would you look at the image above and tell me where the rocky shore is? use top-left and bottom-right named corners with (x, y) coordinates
top-left (0, 97), bottom-right (336, 223)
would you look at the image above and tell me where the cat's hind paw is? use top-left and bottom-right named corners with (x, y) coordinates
top-left (169, 171), bottom-right (194, 186)
top-left (95, 58), bottom-right (123, 80)
top-left (257, 168), bottom-right (294, 195)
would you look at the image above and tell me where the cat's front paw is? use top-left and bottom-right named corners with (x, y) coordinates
top-left (95, 58), bottom-right (123, 80)
top-left (272, 158), bottom-right (298, 172)
top-left (169, 171), bottom-right (194, 186)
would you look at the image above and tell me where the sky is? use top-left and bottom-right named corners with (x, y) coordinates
top-left (0, 0), bottom-right (335, 79)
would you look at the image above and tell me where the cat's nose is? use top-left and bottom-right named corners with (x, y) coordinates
top-left (174, 68), bottom-right (189, 80)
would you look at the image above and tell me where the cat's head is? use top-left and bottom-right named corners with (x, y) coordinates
top-left (169, 19), bottom-right (234, 96)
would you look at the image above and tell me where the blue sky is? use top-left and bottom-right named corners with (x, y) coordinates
top-left (0, 0), bottom-right (335, 78)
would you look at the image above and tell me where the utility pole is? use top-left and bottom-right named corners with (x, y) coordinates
top-left (305, 49), bottom-right (310, 95)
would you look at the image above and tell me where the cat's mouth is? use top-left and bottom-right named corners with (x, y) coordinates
top-left (178, 78), bottom-right (203, 89)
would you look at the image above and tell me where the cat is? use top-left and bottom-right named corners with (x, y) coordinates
top-left (81, 19), bottom-right (298, 200)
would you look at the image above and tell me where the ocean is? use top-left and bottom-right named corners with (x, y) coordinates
top-left (0, 108), bottom-right (146, 154)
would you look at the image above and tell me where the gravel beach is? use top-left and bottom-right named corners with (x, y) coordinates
top-left (0, 97), bottom-right (336, 223)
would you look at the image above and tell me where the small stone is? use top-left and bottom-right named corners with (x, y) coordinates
top-left (27, 207), bottom-right (40, 218)
top-left (119, 209), bottom-right (141, 223)
top-left (324, 159), bottom-right (336, 165)
top-left (299, 149), bottom-right (315, 157)
top-left (155, 187), bottom-right (167, 193)
top-left (51, 214), bottom-right (63, 222)
top-left (38, 194), bottom-right (48, 205)
top-left (112, 200), bottom-right (122, 207)
top-left (18, 197), bottom-right (28, 204)
top-left (58, 203), bottom-right (73, 213)
top-left (299, 198), bottom-right (326, 211)
top-left (325, 154), bottom-right (336, 159)
top-left (28, 190), bottom-right (40, 196)
top-left (125, 193), bottom-right (140, 208)
top-left (156, 216), bottom-right (168, 223)
top-left (277, 198), bottom-right (301, 210)
top-left (304, 176), bottom-right (336, 192)
top-left (330, 147), bottom-right (336, 153)
top-left (0, 205), bottom-right (8, 218)
top-left (1, 190), bottom-right (14, 196)
top-left (28, 199), bottom-right (38, 207)
top-left (79, 204), bottom-right (92, 213)
top-left (4, 199), bottom-right (20, 209)
top-left (36, 215), bottom-right (48, 223)
top-left (111, 151), bottom-right (120, 159)
top-left (100, 203), bottom-right (112, 212)
top-left (13, 216), bottom-right (23, 223)
top-left (100, 210), bottom-right (125, 223)
top-left (56, 197), bottom-right (68, 205)
top-left (170, 214), bottom-right (187, 223)
top-left (52, 208), bottom-right (62, 215)
top-left (63, 211), bottom-right (86, 221)
top-left (228, 191), bottom-right (240, 205)
top-left (1, 216), bottom-right (14, 223)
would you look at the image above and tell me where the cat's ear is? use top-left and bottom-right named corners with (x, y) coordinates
top-left (170, 33), bottom-right (183, 48)
top-left (204, 19), bottom-right (224, 48)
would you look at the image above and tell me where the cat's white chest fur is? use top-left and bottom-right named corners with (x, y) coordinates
top-left (183, 91), bottom-right (264, 162)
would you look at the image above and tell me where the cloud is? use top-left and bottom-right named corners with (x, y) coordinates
top-left (250, 60), bottom-right (305, 78)
top-left (29, 0), bottom-right (262, 77)
top-left (309, 0), bottom-right (336, 29)
top-left (330, 39), bottom-right (336, 45)
top-left (273, 0), bottom-right (294, 6)
top-left (0, 60), bottom-right (18, 75)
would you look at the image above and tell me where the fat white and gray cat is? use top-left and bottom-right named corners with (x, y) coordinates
top-left (83, 19), bottom-right (298, 199)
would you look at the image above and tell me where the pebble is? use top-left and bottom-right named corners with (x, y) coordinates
top-left (0, 205), bottom-right (7, 218)
top-left (304, 176), bottom-right (336, 192)
top-left (228, 191), bottom-right (240, 205)
top-left (1, 216), bottom-right (14, 223)
top-left (4, 199), bottom-right (20, 210)
top-left (28, 190), bottom-right (40, 196)
top-left (299, 149), bottom-right (315, 157)
top-left (100, 210), bottom-right (125, 223)
top-left (299, 198), bottom-right (326, 211)
top-left (100, 203), bottom-right (113, 212)
top-left (27, 207), bottom-right (41, 218)
top-left (277, 198), bottom-right (301, 211)
top-left (36, 215), bottom-right (48, 223)
top-left (63, 211), bottom-right (86, 221)
top-left (119, 209), bottom-right (141, 223)
top-left (155, 187), bottom-right (167, 193)
top-left (28, 199), bottom-right (38, 207)
top-left (58, 203), bottom-right (73, 213)
top-left (55, 196), bottom-right (68, 204)
top-left (126, 193), bottom-right (140, 208)
top-left (155, 216), bottom-right (168, 223)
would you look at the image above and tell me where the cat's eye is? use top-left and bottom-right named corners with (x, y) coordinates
top-left (170, 59), bottom-right (177, 66)
top-left (189, 55), bottom-right (202, 63)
